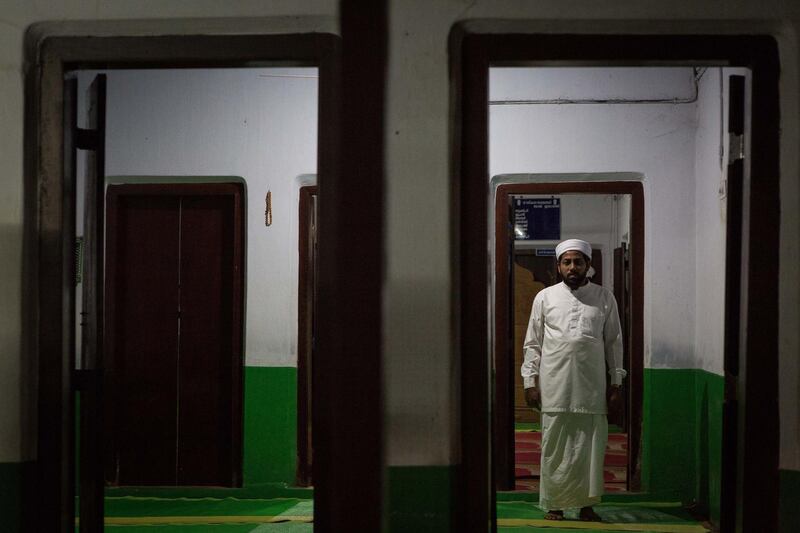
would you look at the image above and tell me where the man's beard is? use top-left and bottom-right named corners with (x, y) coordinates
top-left (564, 271), bottom-right (587, 289)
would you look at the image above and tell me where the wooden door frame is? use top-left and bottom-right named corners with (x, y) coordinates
top-left (493, 181), bottom-right (644, 491)
top-left (296, 184), bottom-right (317, 487)
top-left (26, 32), bottom-right (386, 532)
top-left (104, 182), bottom-right (245, 486)
top-left (450, 31), bottom-right (779, 531)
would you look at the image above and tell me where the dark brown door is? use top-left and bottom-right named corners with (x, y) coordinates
top-left (720, 74), bottom-right (746, 533)
top-left (105, 183), bottom-right (244, 487)
top-left (612, 245), bottom-right (631, 429)
top-left (297, 186), bottom-right (317, 487)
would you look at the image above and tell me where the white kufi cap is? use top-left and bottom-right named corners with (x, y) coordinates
top-left (555, 238), bottom-right (592, 260)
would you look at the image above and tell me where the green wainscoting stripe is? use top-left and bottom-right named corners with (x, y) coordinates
top-left (642, 369), bottom-right (698, 501)
top-left (693, 370), bottom-right (723, 524)
top-left (0, 462), bottom-right (23, 533)
top-left (76, 367), bottom-right (299, 489)
top-left (243, 366), bottom-right (298, 486)
top-left (641, 368), bottom-right (724, 526)
top-left (387, 465), bottom-right (456, 532)
top-left (780, 469), bottom-right (800, 533)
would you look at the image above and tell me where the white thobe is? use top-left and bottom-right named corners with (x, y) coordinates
top-left (520, 280), bottom-right (626, 511)
top-left (521, 281), bottom-right (626, 414)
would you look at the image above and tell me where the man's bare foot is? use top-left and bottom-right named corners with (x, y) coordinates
top-left (544, 510), bottom-right (564, 521)
top-left (579, 506), bottom-right (602, 522)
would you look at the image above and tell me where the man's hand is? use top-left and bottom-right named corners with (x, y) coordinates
top-left (525, 387), bottom-right (541, 409)
top-left (607, 385), bottom-right (623, 423)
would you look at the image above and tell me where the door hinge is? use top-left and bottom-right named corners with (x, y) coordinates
top-left (728, 134), bottom-right (745, 164)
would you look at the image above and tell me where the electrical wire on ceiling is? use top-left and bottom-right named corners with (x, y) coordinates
top-left (489, 67), bottom-right (705, 106)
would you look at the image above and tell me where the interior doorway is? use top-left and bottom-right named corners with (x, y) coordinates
top-left (492, 181), bottom-right (644, 493)
top-left (451, 32), bottom-right (779, 533)
top-left (488, 62), bottom-right (747, 524)
top-left (69, 61), bottom-right (319, 497)
top-left (30, 34), bottom-right (350, 533)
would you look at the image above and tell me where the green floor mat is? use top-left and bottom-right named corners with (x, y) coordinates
top-left (101, 524), bottom-right (264, 533)
top-left (101, 524), bottom-right (313, 533)
top-left (104, 496), bottom-right (305, 518)
top-left (80, 494), bottom-right (708, 532)
top-left (496, 501), bottom-right (709, 532)
top-left (250, 524), bottom-right (313, 532)
top-left (76, 497), bottom-right (313, 530)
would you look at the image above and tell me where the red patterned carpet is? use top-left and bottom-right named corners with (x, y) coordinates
top-left (514, 430), bottom-right (628, 492)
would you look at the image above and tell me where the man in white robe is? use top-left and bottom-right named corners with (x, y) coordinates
top-left (521, 238), bottom-right (626, 521)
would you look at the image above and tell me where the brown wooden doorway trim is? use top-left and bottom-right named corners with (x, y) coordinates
top-left (313, 3), bottom-right (386, 528)
top-left (296, 185), bottom-right (317, 487)
top-left (27, 33), bottom-right (354, 533)
top-left (451, 31), bottom-right (779, 532)
top-left (493, 181), bottom-right (644, 492)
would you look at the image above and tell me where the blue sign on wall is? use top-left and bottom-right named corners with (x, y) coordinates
top-left (514, 197), bottom-right (561, 240)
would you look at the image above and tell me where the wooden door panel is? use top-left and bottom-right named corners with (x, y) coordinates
top-left (111, 195), bottom-right (180, 484)
top-left (106, 184), bottom-right (243, 487)
top-left (177, 195), bottom-right (235, 485)
top-left (297, 186), bottom-right (317, 486)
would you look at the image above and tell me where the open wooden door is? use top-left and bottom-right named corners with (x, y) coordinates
top-left (67, 73), bottom-right (107, 533)
top-left (612, 244), bottom-right (630, 429)
top-left (721, 74), bottom-right (745, 533)
top-left (297, 185), bottom-right (317, 486)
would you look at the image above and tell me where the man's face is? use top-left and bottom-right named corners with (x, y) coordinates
top-left (558, 250), bottom-right (589, 288)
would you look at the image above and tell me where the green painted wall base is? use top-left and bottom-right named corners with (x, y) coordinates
top-left (0, 462), bottom-right (25, 533)
top-left (642, 368), bottom-right (723, 524)
top-left (75, 366), bottom-right (299, 490)
top-left (694, 370), bottom-right (723, 523)
top-left (780, 469), bottom-right (800, 533)
top-left (243, 366), bottom-right (298, 486)
top-left (387, 465), bottom-right (456, 532)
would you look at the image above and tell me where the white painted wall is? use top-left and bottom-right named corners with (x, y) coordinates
top-left (615, 194), bottom-right (631, 246)
top-left (491, 66), bottom-right (741, 381)
top-left (490, 67), bottom-right (700, 371)
top-left (77, 67), bottom-right (318, 369)
top-left (693, 67), bottom-right (735, 377)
